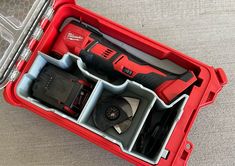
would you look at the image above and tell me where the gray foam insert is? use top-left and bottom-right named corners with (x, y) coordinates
top-left (81, 81), bottom-right (156, 150)
top-left (16, 51), bottom-right (189, 165)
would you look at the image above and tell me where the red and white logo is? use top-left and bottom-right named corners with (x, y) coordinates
top-left (66, 32), bottom-right (84, 41)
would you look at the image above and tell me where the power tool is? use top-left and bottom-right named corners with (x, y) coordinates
top-left (51, 20), bottom-right (197, 103)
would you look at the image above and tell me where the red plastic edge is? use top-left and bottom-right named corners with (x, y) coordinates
top-left (2, 1), bottom-right (228, 166)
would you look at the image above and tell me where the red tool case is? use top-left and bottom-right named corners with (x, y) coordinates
top-left (0, 0), bottom-right (228, 165)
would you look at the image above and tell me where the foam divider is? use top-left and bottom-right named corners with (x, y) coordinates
top-left (16, 52), bottom-right (188, 164)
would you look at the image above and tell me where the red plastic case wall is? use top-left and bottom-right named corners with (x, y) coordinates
top-left (0, 0), bottom-right (228, 166)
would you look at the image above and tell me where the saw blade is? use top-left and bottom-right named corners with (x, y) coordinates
top-left (113, 97), bottom-right (140, 134)
top-left (123, 97), bottom-right (140, 116)
top-left (114, 119), bottom-right (132, 134)
top-left (92, 96), bottom-right (140, 134)
top-left (93, 97), bottom-right (132, 131)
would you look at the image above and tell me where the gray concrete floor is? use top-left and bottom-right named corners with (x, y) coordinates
top-left (0, 0), bottom-right (234, 165)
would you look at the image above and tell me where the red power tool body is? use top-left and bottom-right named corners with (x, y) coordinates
top-left (51, 21), bottom-right (197, 103)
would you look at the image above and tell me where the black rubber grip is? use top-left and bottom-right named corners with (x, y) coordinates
top-left (80, 50), bottom-right (120, 75)
top-left (133, 72), bottom-right (177, 90)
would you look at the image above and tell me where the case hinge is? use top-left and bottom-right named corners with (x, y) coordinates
top-left (20, 47), bottom-right (32, 61)
top-left (32, 26), bottom-right (44, 40)
top-left (44, 7), bottom-right (54, 20)
top-left (19, 6), bottom-right (55, 62)
top-left (10, 69), bottom-right (20, 82)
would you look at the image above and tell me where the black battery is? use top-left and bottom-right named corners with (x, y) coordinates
top-left (31, 64), bottom-right (91, 118)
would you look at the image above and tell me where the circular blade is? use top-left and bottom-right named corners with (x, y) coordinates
top-left (92, 97), bottom-right (132, 131)
top-left (105, 106), bottom-right (120, 120)
top-left (114, 119), bottom-right (132, 134)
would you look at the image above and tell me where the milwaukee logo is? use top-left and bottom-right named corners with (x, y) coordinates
top-left (67, 32), bottom-right (84, 41)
